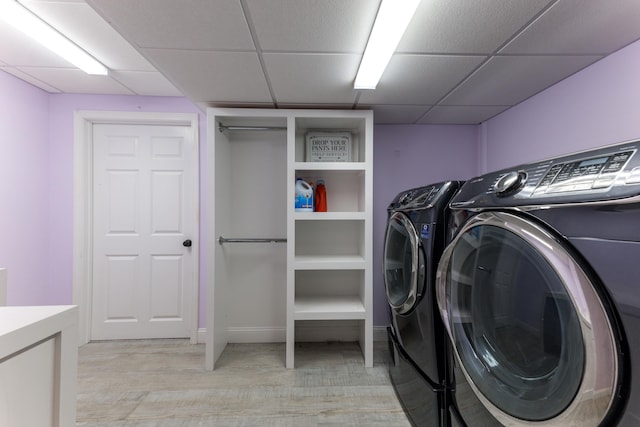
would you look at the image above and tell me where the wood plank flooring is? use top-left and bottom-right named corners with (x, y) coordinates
top-left (76, 340), bottom-right (412, 426)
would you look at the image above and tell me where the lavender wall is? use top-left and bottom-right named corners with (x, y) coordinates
top-left (0, 70), bottom-right (480, 330)
top-left (0, 74), bottom-right (210, 322)
top-left (481, 39), bottom-right (640, 172)
top-left (0, 71), bottom-right (50, 305)
top-left (13, 32), bottom-right (638, 329)
top-left (45, 94), bottom-right (208, 325)
top-left (372, 125), bottom-right (479, 325)
top-left (0, 68), bottom-right (480, 330)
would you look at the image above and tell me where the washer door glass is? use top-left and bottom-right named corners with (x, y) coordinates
top-left (437, 212), bottom-right (617, 425)
top-left (384, 212), bottom-right (422, 314)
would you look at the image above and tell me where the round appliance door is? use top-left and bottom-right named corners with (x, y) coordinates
top-left (436, 211), bottom-right (618, 426)
top-left (383, 211), bottom-right (425, 314)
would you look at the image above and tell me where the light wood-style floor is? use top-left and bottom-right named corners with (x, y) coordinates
top-left (76, 339), bottom-right (412, 426)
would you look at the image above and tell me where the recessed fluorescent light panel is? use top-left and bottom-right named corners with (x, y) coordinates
top-left (0, 0), bottom-right (108, 75)
top-left (354, 0), bottom-right (420, 90)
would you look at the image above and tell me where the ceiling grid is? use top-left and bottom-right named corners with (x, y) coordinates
top-left (1, 0), bottom-right (640, 124)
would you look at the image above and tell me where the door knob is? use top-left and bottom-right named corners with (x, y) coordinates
top-left (183, 239), bottom-right (192, 247)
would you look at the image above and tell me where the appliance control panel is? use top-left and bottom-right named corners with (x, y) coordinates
top-left (451, 139), bottom-right (640, 208)
top-left (389, 181), bottom-right (461, 211)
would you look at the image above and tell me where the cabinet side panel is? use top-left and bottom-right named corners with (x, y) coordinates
top-left (0, 338), bottom-right (56, 426)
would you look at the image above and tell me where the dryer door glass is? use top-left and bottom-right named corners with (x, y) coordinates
top-left (436, 212), bottom-right (618, 426)
top-left (384, 212), bottom-right (423, 314)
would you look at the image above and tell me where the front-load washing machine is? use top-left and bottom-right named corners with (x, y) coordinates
top-left (436, 140), bottom-right (640, 426)
top-left (383, 181), bottom-right (463, 426)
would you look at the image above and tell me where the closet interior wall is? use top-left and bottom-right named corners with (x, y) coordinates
top-left (208, 116), bottom-right (288, 368)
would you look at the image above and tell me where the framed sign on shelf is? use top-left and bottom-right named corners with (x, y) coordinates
top-left (305, 132), bottom-right (352, 162)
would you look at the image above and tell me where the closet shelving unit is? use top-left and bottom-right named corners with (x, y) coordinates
top-left (206, 108), bottom-right (373, 370)
top-left (288, 112), bottom-right (373, 369)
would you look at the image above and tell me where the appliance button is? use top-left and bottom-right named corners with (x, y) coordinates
top-left (573, 182), bottom-right (593, 191)
top-left (626, 167), bottom-right (640, 184)
top-left (547, 184), bottom-right (574, 193)
top-left (592, 175), bottom-right (616, 189)
top-left (399, 192), bottom-right (413, 205)
top-left (533, 187), bottom-right (548, 196)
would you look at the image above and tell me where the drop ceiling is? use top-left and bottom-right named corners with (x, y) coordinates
top-left (2, 0), bottom-right (640, 124)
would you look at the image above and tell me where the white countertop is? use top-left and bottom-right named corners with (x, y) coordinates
top-left (0, 305), bottom-right (77, 359)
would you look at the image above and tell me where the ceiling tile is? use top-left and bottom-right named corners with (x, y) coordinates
top-left (398, 0), bottom-right (551, 54)
top-left (279, 103), bottom-right (355, 110)
top-left (263, 53), bottom-right (360, 104)
top-left (442, 55), bottom-right (603, 106)
top-left (418, 105), bottom-right (510, 125)
top-left (4, 1), bottom-right (640, 125)
top-left (87, 0), bottom-right (254, 50)
top-left (21, 1), bottom-right (155, 71)
top-left (197, 101), bottom-right (275, 111)
top-left (361, 105), bottom-right (431, 124)
top-left (502, 0), bottom-right (640, 55)
top-left (110, 70), bottom-right (183, 96)
top-left (141, 49), bottom-right (272, 103)
top-left (0, 67), bottom-right (62, 93)
top-left (246, 0), bottom-right (380, 52)
top-left (358, 54), bottom-right (486, 105)
top-left (16, 67), bottom-right (134, 94)
top-left (0, 21), bottom-right (72, 67)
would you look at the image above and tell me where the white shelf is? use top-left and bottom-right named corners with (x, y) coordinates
top-left (294, 255), bottom-right (366, 270)
top-left (294, 212), bottom-right (366, 221)
top-left (294, 162), bottom-right (366, 171)
top-left (294, 296), bottom-right (366, 320)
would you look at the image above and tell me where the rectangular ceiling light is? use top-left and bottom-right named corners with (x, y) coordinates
top-left (0, 0), bottom-right (108, 75)
top-left (354, 0), bottom-right (420, 90)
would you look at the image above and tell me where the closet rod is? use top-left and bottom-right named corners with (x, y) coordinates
top-left (218, 236), bottom-right (287, 245)
top-left (218, 123), bottom-right (287, 133)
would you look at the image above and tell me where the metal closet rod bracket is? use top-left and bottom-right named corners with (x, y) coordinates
top-left (218, 236), bottom-right (287, 245)
top-left (218, 122), bottom-right (287, 133)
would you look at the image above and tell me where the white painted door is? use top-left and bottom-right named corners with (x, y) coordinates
top-left (91, 123), bottom-right (197, 340)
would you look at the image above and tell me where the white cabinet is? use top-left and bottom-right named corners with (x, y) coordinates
top-left (206, 108), bottom-right (372, 370)
top-left (0, 305), bottom-right (78, 426)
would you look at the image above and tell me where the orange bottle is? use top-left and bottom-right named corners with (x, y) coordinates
top-left (315, 179), bottom-right (327, 212)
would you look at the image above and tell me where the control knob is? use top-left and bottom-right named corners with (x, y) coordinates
top-left (494, 171), bottom-right (527, 196)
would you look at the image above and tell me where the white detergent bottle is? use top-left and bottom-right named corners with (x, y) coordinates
top-left (295, 178), bottom-right (314, 212)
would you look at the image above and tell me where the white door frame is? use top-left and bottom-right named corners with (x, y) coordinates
top-left (73, 110), bottom-right (199, 345)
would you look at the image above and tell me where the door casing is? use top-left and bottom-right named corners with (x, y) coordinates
top-left (73, 110), bottom-right (199, 345)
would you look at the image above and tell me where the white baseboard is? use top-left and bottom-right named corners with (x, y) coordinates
top-left (0, 268), bottom-right (6, 306)
top-left (230, 326), bottom-right (286, 343)
top-left (373, 326), bottom-right (388, 342)
top-left (196, 325), bottom-right (389, 344)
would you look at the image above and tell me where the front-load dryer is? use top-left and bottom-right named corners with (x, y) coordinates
top-left (436, 140), bottom-right (640, 426)
top-left (383, 181), bottom-right (463, 426)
